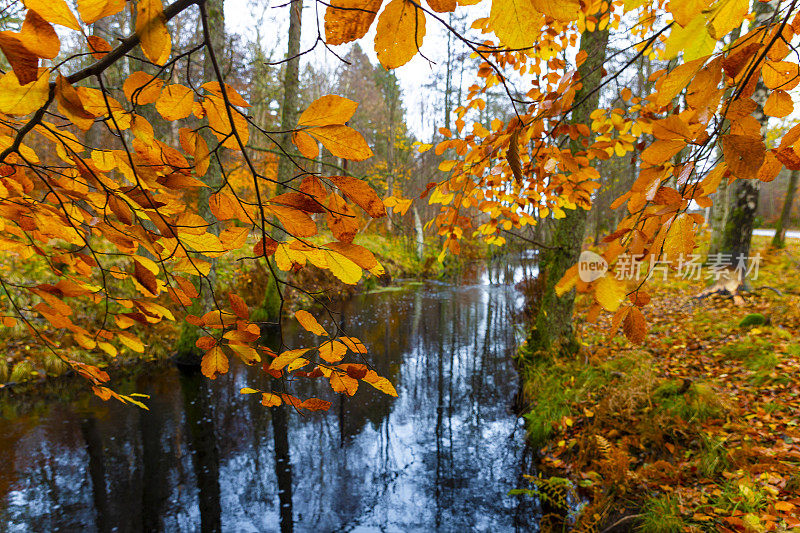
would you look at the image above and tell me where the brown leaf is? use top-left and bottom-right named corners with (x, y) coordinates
top-left (721, 134), bottom-right (765, 179)
top-left (327, 175), bottom-right (387, 218)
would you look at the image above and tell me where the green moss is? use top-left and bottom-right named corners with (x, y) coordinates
top-left (738, 313), bottom-right (768, 328)
top-left (9, 360), bottom-right (34, 382)
top-left (654, 381), bottom-right (725, 422)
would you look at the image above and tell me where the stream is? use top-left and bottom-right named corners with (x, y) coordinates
top-left (0, 259), bottom-right (538, 532)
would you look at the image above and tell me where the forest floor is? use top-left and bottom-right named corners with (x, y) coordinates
top-left (516, 235), bottom-right (800, 532)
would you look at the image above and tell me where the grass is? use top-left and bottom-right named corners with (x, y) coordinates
top-left (638, 495), bottom-right (685, 533)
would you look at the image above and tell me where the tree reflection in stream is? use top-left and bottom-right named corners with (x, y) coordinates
top-left (0, 270), bottom-right (536, 532)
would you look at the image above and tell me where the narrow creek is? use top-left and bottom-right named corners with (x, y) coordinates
top-left (0, 258), bottom-right (538, 532)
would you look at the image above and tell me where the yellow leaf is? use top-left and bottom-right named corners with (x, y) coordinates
top-left (308, 125), bottom-right (373, 161)
top-left (595, 276), bottom-right (626, 313)
top-left (261, 393), bottom-right (282, 407)
top-left (363, 369), bottom-right (398, 396)
top-left (155, 84), bottom-right (194, 121)
top-left (531, 0), bottom-right (578, 22)
top-left (662, 15), bottom-right (715, 61)
top-left (319, 340), bottom-right (347, 363)
top-left (77, 0), bottom-right (126, 24)
top-left (655, 56), bottom-right (706, 106)
top-left (240, 387), bottom-right (259, 394)
top-left (325, 0), bottom-right (383, 45)
top-left (324, 250), bottom-right (362, 284)
top-left (670, 0), bottom-right (709, 26)
top-left (662, 213), bottom-right (695, 260)
top-left (295, 310), bottom-right (328, 336)
top-left (136, 0), bottom-right (171, 65)
top-left (287, 357), bottom-right (310, 372)
top-left (201, 346), bottom-right (229, 379)
top-left (298, 94), bottom-right (358, 127)
top-left (23, 0), bottom-right (81, 31)
top-left (555, 264), bottom-right (579, 297)
top-left (489, 0), bottom-right (542, 49)
top-left (704, 0), bottom-right (748, 40)
top-left (270, 348), bottom-right (311, 371)
top-left (374, 0), bottom-right (425, 69)
top-left (0, 69), bottom-right (49, 115)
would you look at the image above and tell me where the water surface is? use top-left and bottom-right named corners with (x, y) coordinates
top-left (0, 267), bottom-right (535, 532)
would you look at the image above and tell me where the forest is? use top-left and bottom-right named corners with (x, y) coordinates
top-left (0, 0), bottom-right (799, 531)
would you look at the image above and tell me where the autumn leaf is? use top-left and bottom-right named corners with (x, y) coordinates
top-left (87, 35), bottom-right (111, 59)
top-left (228, 293), bottom-right (249, 320)
top-left (298, 94), bottom-right (358, 127)
top-left (595, 276), bottom-right (627, 313)
top-left (622, 305), bottom-right (647, 344)
top-left (23, 0), bottom-right (82, 31)
top-left (77, 0), bottom-right (126, 24)
top-left (329, 371), bottom-right (359, 396)
top-left (308, 125), bottom-right (373, 161)
top-left (270, 348), bottom-right (312, 371)
top-left (295, 310), bottom-right (328, 336)
top-left (721, 134), bottom-right (765, 180)
top-left (261, 393), bottom-right (282, 407)
top-left (0, 69), bottom-right (50, 115)
top-left (763, 89), bottom-right (793, 118)
top-left (326, 193), bottom-right (360, 243)
top-left (426, 0), bottom-right (456, 12)
top-left (19, 10), bottom-right (60, 59)
top-left (374, 0), bottom-right (426, 69)
top-left (201, 346), bottom-right (229, 379)
top-left (531, 0), bottom-right (579, 22)
top-left (328, 175), bottom-right (387, 218)
top-left (363, 369), bottom-right (398, 396)
top-left (0, 33), bottom-right (40, 85)
top-left (123, 72), bottom-right (164, 105)
top-left (324, 250), bottom-right (363, 284)
top-left (325, 0), bottom-right (383, 45)
top-left (156, 84), bottom-right (194, 121)
top-left (489, 0), bottom-right (542, 49)
top-left (136, 0), bottom-right (171, 65)
top-left (319, 340), bottom-right (347, 363)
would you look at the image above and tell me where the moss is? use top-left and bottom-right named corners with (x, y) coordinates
top-left (738, 313), bottom-right (767, 328)
top-left (654, 381), bottom-right (726, 422)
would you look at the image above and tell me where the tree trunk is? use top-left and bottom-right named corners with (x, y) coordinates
top-left (772, 169), bottom-right (799, 248)
top-left (524, 14), bottom-right (610, 357)
top-left (175, 0), bottom-right (226, 361)
top-left (275, 0), bottom-right (303, 190)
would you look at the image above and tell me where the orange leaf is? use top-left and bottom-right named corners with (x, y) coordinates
top-left (594, 276), bottom-right (626, 313)
top-left (426, 0), bottom-right (455, 12)
top-left (300, 398), bottom-right (331, 411)
top-left (0, 68), bottom-right (50, 115)
top-left (133, 259), bottom-right (158, 295)
top-left (324, 0), bottom-right (382, 45)
top-left (298, 94), bottom-right (358, 127)
top-left (295, 310), bottom-right (328, 336)
top-left (123, 71), bottom-right (163, 105)
top-left (77, 0), bottom-right (126, 24)
top-left (201, 346), bottom-right (229, 379)
top-left (261, 393), bottom-right (282, 407)
top-left (155, 84), bottom-right (194, 121)
top-left (328, 175), bottom-right (387, 218)
top-left (23, 0), bottom-right (81, 31)
top-left (326, 193), bottom-right (359, 243)
top-left (721, 134), bottom-right (765, 180)
top-left (0, 33), bottom-right (39, 84)
top-left (622, 306), bottom-right (647, 344)
top-left (763, 89), bottom-right (793, 118)
top-left (86, 35), bottom-right (111, 59)
top-left (329, 371), bottom-right (359, 396)
top-left (308, 125), bottom-right (373, 161)
top-left (270, 348), bottom-right (312, 371)
top-left (374, 0), bottom-right (425, 69)
top-left (55, 74), bottom-right (95, 131)
top-left (319, 340), bottom-right (347, 363)
top-left (228, 293), bottom-right (249, 320)
top-left (19, 10), bottom-right (60, 59)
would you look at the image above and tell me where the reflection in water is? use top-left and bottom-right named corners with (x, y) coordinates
top-left (1, 268), bottom-right (536, 532)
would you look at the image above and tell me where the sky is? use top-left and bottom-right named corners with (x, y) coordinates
top-left (222, 0), bottom-right (473, 140)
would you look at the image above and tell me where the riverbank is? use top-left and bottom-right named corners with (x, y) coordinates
top-left (0, 232), bottom-right (489, 388)
top-left (515, 236), bottom-right (800, 531)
